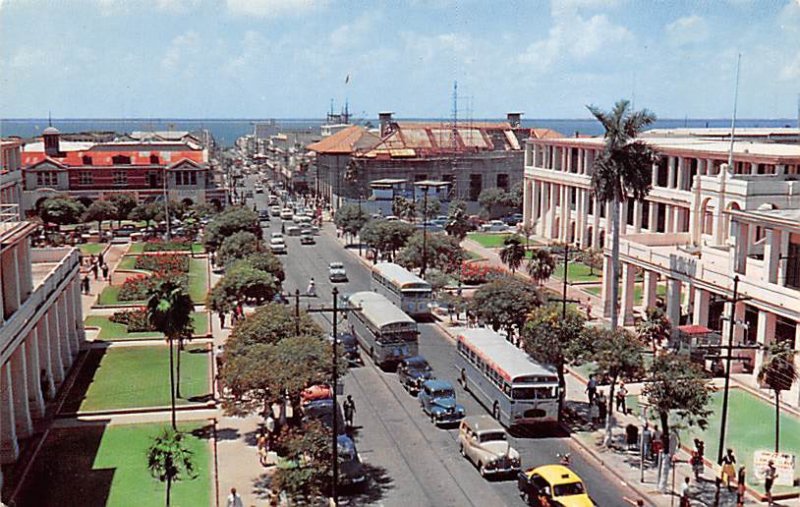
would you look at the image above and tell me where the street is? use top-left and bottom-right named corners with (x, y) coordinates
top-left (249, 181), bottom-right (639, 506)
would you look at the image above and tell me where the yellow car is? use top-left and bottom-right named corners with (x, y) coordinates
top-left (517, 464), bottom-right (595, 506)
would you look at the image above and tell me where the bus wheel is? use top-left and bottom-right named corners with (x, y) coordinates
top-left (492, 402), bottom-right (500, 421)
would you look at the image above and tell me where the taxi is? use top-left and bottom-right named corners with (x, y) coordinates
top-left (517, 464), bottom-right (594, 506)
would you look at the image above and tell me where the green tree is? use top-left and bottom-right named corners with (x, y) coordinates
top-left (146, 427), bottom-right (197, 507)
top-left (522, 304), bottom-right (591, 419)
top-left (636, 307), bottom-right (671, 351)
top-left (203, 206), bottom-right (261, 252)
top-left (396, 231), bottom-right (465, 274)
top-left (757, 340), bottom-right (798, 452)
top-left (107, 193), bottom-right (137, 227)
top-left (83, 199), bottom-right (118, 237)
top-left (224, 303), bottom-right (322, 356)
top-left (392, 196), bottom-right (416, 222)
top-left (588, 99), bottom-right (656, 330)
top-left (130, 202), bottom-right (164, 230)
top-left (445, 200), bottom-right (471, 240)
top-left (244, 251), bottom-right (285, 284)
top-left (478, 187), bottom-right (512, 218)
top-left (218, 231), bottom-right (261, 266)
top-left (643, 352), bottom-right (712, 491)
top-left (579, 248), bottom-right (603, 276)
top-left (471, 277), bottom-right (541, 340)
top-left (588, 327), bottom-right (646, 445)
top-left (333, 203), bottom-right (369, 243)
top-left (360, 220), bottom-right (415, 262)
top-left (147, 281), bottom-right (194, 428)
top-left (271, 419), bottom-right (333, 502)
top-left (509, 181), bottom-right (524, 209)
top-left (499, 236), bottom-right (526, 274)
top-left (213, 261), bottom-right (277, 305)
top-left (526, 248), bottom-right (556, 285)
top-left (417, 196), bottom-right (441, 221)
top-left (39, 197), bottom-right (86, 231)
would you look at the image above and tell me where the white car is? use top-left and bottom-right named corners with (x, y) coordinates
top-left (270, 238), bottom-right (287, 254)
top-left (329, 262), bottom-right (348, 282)
top-left (270, 205), bottom-right (282, 217)
top-left (457, 415), bottom-right (521, 477)
top-left (480, 220), bottom-right (509, 232)
top-left (270, 232), bottom-right (284, 240)
top-left (280, 208), bottom-right (294, 220)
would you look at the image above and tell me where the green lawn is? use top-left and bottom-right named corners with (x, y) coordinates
top-left (99, 258), bottom-right (208, 305)
top-left (79, 243), bottom-right (106, 256)
top-left (467, 232), bottom-right (523, 249)
top-left (128, 242), bottom-right (205, 254)
top-left (464, 250), bottom-right (485, 261)
top-left (116, 255), bottom-right (138, 270)
top-left (64, 345), bottom-right (211, 412)
top-left (584, 283), bottom-right (667, 306)
top-left (552, 261), bottom-right (602, 283)
top-left (16, 422), bottom-right (211, 507)
top-left (97, 285), bottom-right (124, 306)
top-left (84, 312), bottom-right (209, 341)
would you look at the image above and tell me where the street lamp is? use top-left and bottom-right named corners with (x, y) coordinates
top-left (413, 180), bottom-right (449, 278)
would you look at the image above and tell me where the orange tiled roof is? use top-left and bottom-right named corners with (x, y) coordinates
top-left (22, 142), bottom-right (205, 167)
top-left (306, 126), bottom-right (380, 155)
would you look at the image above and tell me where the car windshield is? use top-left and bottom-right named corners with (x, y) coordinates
top-left (480, 432), bottom-right (507, 443)
top-left (553, 481), bottom-right (585, 497)
top-left (432, 389), bottom-right (454, 399)
top-left (408, 362), bottom-right (431, 373)
top-left (512, 386), bottom-right (557, 400)
top-left (330, 263), bottom-right (343, 269)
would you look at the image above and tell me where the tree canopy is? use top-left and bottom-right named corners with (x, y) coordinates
top-left (396, 231), bottom-right (465, 274)
top-left (499, 235), bottom-right (526, 273)
top-left (211, 261), bottom-right (278, 307)
top-left (107, 193), bottom-right (138, 226)
top-left (471, 277), bottom-right (542, 339)
top-left (243, 251), bottom-right (285, 283)
top-left (333, 203), bottom-right (370, 238)
top-left (83, 200), bottom-right (118, 235)
top-left (225, 303), bottom-right (322, 355)
top-left (445, 200), bottom-right (471, 240)
top-left (271, 419), bottom-right (333, 502)
top-left (39, 197), bottom-right (86, 230)
top-left (130, 202), bottom-right (164, 229)
top-left (360, 219), bottom-right (415, 262)
top-left (527, 248), bottom-right (556, 285)
top-left (203, 206), bottom-right (261, 251)
top-left (478, 188), bottom-right (514, 218)
top-left (218, 231), bottom-right (261, 266)
top-left (146, 427), bottom-right (197, 507)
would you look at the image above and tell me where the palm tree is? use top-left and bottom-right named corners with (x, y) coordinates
top-left (588, 100), bottom-right (656, 329)
top-left (527, 248), bottom-right (556, 286)
top-left (500, 236), bottom-right (526, 274)
top-left (758, 340), bottom-right (798, 452)
top-left (147, 426), bottom-right (197, 507)
top-left (147, 281), bottom-right (194, 429)
top-left (636, 307), bottom-right (671, 351)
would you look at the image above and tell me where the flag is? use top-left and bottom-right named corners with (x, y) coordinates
top-left (345, 74), bottom-right (350, 84)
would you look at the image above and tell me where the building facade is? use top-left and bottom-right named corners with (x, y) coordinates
top-left (0, 211), bottom-right (84, 493)
top-left (522, 130), bottom-right (800, 406)
top-left (21, 128), bottom-right (225, 212)
top-left (1, 140), bottom-right (24, 213)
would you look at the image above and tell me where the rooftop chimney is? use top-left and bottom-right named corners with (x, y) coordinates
top-left (507, 112), bottom-right (522, 128)
top-left (379, 111), bottom-right (394, 137)
top-left (43, 126), bottom-right (61, 157)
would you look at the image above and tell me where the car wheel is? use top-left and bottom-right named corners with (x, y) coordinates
top-left (430, 413), bottom-right (436, 424)
top-left (459, 443), bottom-right (465, 457)
top-left (492, 402), bottom-right (500, 421)
top-left (520, 491), bottom-right (529, 504)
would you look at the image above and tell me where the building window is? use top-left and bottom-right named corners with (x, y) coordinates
top-left (79, 172), bottom-right (93, 185)
top-left (113, 171), bottom-right (127, 185)
top-left (496, 173), bottom-right (509, 190)
top-left (190, 171), bottom-right (197, 185)
top-left (37, 171), bottom-right (58, 187)
top-left (469, 174), bottom-right (482, 201)
top-left (112, 155), bottom-right (131, 164)
top-left (150, 154), bottom-right (160, 164)
top-left (82, 155), bottom-right (93, 165)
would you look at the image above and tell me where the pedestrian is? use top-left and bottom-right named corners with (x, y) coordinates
top-left (679, 476), bottom-right (691, 507)
top-left (218, 311), bottom-right (226, 329)
top-left (586, 374), bottom-right (597, 405)
top-left (343, 394), bottom-right (356, 429)
top-left (89, 254), bottom-right (95, 266)
top-left (101, 263), bottom-right (109, 280)
top-left (640, 423), bottom-right (652, 461)
top-left (736, 465), bottom-right (746, 507)
top-left (98, 251), bottom-right (104, 266)
top-left (589, 395), bottom-right (600, 424)
top-left (721, 448), bottom-right (737, 492)
top-left (91, 261), bottom-right (99, 280)
top-left (586, 301), bottom-right (592, 320)
top-left (616, 382), bottom-right (628, 414)
top-left (82, 275), bottom-right (91, 295)
top-left (691, 439), bottom-right (705, 480)
top-left (265, 412), bottom-right (276, 450)
top-left (281, 222), bottom-right (285, 234)
top-left (764, 460), bottom-right (776, 506)
top-left (257, 432), bottom-right (268, 467)
top-left (226, 487), bottom-right (244, 507)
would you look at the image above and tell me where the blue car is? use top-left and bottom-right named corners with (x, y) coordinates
top-left (418, 379), bottom-right (465, 426)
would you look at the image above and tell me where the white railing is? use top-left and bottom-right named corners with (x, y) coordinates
top-left (0, 203), bottom-right (20, 224)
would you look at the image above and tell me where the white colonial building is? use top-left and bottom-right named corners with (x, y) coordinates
top-left (522, 129), bottom-right (800, 407)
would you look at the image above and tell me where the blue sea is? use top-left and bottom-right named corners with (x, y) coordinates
top-left (1, 118), bottom-right (795, 148)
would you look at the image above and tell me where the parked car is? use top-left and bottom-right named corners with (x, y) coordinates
top-left (415, 221), bottom-right (445, 233)
top-left (418, 379), bottom-right (465, 426)
top-left (258, 210), bottom-right (271, 222)
top-left (254, 185), bottom-right (264, 193)
top-left (502, 213), bottom-right (524, 226)
top-left (300, 232), bottom-right (315, 245)
top-left (270, 238), bottom-right (287, 254)
top-left (270, 232), bottom-right (284, 240)
top-left (286, 225), bottom-right (301, 236)
top-left (329, 262), bottom-right (348, 282)
top-left (480, 220), bottom-right (509, 232)
top-left (467, 215), bottom-right (484, 230)
top-left (280, 208), bottom-right (294, 220)
top-left (300, 384), bottom-right (332, 406)
top-left (518, 465), bottom-right (594, 506)
top-left (338, 435), bottom-right (367, 487)
top-left (329, 332), bottom-right (360, 364)
top-left (397, 356), bottom-right (433, 394)
top-left (114, 224), bottom-right (138, 237)
top-left (457, 415), bottom-right (521, 477)
top-left (302, 398), bottom-right (345, 434)
top-left (270, 205), bottom-right (282, 217)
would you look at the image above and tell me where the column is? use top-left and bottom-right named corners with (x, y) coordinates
top-left (692, 288), bottom-right (710, 327)
top-left (733, 222), bottom-right (749, 274)
top-left (538, 182), bottom-right (549, 236)
top-left (620, 263), bottom-right (637, 325)
top-left (56, 299), bottom-right (71, 368)
top-left (633, 200), bottom-right (643, 233)
top-left (1, 246), bottom-right (21, 316)
top-left (667, 157), bottom-right (676, 188)
top-left (753, 311), bottom-right (776, 375)
top-left (648, 202), bottom-right (658, 232)
top-left (665, 204), bottom-right (674, 233)
top-left (673, 207), bottom-right (683, 233)
top-left (651, 161), bottom-right (659, 187)
top-left (601, 255), bottom-right (614, 317)
top-left (0, 363), bottom-right (19, 464)
top-left (763, 229), bottom-right (782, 284)
top-left (73, 278), bottom-right (85, 346)
top-left (643, 271), bottom-right (659, 309)
top-left (523, 179), bottom-right (533, 227)
top-left (547, 183), bottom-right (558, 239)
top-left (793, 325), bottom-right (800, 407)
top-left (666, 278), bottom-right (682, 335)
top-left (620, 199), bottom-right (629, 235)
top-left (676, 157), bottom-right (685, 191)
top-left (47, 310), bottom-right (65, 385)
top-left (10, 346), bottom-right (33, 439)
top-left (578, 190), bottom-right (590, 248)
top-left (560, 185), bottom-right (569, 242)
top-left (36, 320), bottom-right (56, 400)
top-left (25, 329), bottom-right (45, 419)
top-left (591, 197), bottom-right (600, 248)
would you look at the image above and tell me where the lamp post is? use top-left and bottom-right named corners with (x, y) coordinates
top-left (163, 166), bottom-right (171, 240)
top-left (421, 185), bottom-right (429, 277)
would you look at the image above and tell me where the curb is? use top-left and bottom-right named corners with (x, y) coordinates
top-left (56, 401), bottom-right (217, 419)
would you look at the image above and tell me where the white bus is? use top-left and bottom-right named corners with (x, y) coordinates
top-left (371, 262), bottom-right (432, 318)
top-left (454, 328), bottom-right (559, 428)
top-left (348, 291), bottom-right (419, 369)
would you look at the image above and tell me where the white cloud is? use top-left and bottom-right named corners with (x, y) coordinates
top-left (779, 52), bottom-right (800, 80)
top-left (161, 30), bottom-right (201, 74)
top-left (330, 12), bottom-right (379, 50)
top-left (9, 47), bottom-right (45, 69)
top-left (225, 0), bottom-right (325, 18)
top-left (155, 0), bottom-right (200, 12)
top-left (665, 15), bottom-right (709, 46)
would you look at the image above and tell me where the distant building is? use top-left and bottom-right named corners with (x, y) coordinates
top-left (0, 215), bottom-right (84, 484)
top-left (308, 112), bottom-right (562, 209)
top-left (21, 127), bottom-right (225, 212)
top-left (1, 139), bottom-right (24, 214)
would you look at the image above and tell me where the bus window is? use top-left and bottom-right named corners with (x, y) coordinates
top-left (511, 387), bottom-right (538, 400)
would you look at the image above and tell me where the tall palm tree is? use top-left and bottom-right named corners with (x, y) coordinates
top-left (147, 281), bottom-right (194, 429)
top-left (500, 236), bottom-right (526, 274)
top-left (147, 426), bottom-right (197, 507)
top-left (527, 248), bottom-right (556, 286)
top-left (588, 99), bottom-right (656, 329)
top-left (758, 340), bottom-right (798, 452)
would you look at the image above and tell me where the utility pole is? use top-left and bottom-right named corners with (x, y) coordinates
top-left (557, 243), bottom-right (579, 421)
top-left (421, 185), bottom-right (429, 277)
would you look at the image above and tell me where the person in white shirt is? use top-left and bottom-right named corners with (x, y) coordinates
top-left (226, 487), bottom-right (244, 507)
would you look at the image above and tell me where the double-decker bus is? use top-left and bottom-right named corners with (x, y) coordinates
top-left (371, 262), bottom-right (432, 318)
top-left (348, 291), bottom-right (419, 369)
top-left (454, 328), bottom-right (559, 428)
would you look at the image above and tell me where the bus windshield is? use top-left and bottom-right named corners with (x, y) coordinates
top-left (512, 386), bottom-right (558, 400)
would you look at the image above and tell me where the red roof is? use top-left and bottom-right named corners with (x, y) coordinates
top-left (677, 325), bottom-right (713, 335)
top-left (306, 126), bottom-right (380, 155)
top-left (22, 141), bottom-right (204, 168)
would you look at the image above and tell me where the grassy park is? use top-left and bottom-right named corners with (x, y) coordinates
top-left (98, 257), bottom-right (208, 305)
top-left (127, 242), bottom-right (205, 255)
top-left (63, 345), bottom-right (211, 412)
top-left (552, 261), bottom-right (602, 283)
top-left (15, 422), bottom-right (211, 507)
top-left (79, 243), bottom-right (106, 256)
top-left (84, 312), bottom-right (209, 341)
top-left (466, 232), bottom-right (523, 248)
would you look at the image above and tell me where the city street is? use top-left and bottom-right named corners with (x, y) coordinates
top-left (248, 181), bottom-right (641, 507)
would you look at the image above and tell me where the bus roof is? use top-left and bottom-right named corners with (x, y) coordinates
top-left (349, 291), bottom-right (417, 330)
top-left (372, 263), bottom-right (432, 290)
top-left (456, 328), bottom-right (556, 383)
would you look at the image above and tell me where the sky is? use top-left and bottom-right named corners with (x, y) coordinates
top-left (0, 0), bottom-right (799, 119)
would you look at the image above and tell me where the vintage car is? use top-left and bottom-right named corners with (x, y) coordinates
top-left (397, 356), bottom-right (433, 394)
top-left (300, 231), bottom-right (315, 245)
top-left (418, 379), bottom-right (465, 426)
top-left (517, 464), bottom-right (595, 506)
top-left (300, 384), bottom-right (332, 406)
top-left (329, 332), bottom-right (360, 364)
top-left (338, 435), bottom-right (367, 487)
top-left (328, 262), bottom-right (348, 283)
top-left (457, 415), bottom-right (521, 477)
top-left (269, 238), bottom-right (287, 254)
top-left (302, 398), bottom-right (346, 435)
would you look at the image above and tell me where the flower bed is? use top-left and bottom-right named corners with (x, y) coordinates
top-left (460, 262), bottom-right (508, 285)
top-left (118, 273), bottom-right (188, 301)
top-left (133, 253), bottom-right (189, 273)
top-left (142, 239), bottom-right (194, 252)
top-left (108, 308), bottom-right (153, 332)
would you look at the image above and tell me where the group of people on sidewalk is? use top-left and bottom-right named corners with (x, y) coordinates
top-left (80, 252), bottom-right (110, 294)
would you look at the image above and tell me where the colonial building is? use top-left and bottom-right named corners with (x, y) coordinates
top-left (0, 211), bottom-right (84, 493)
top-left (1, 140), bottom-right (24, 213)
top-left (309, 113), bottom-right (561, 210)
top-left (21, 127), bottom-right (225, 212)
top-left (522, 129), bottom-right (800, 406)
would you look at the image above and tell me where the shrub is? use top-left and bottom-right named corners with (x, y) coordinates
top-left (142, 239), bottom-right (194, 252)
top-left (460, 262), bottom-right (508, 285)
top-left (109, 308), bottom-right (154, 332)
top-left (134, 253), bottom-right (189, 273)
top-left (118, 273), bottom-right (188, 301)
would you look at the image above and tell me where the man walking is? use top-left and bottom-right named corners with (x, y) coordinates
top-left (101, 263), bottom-right (109, 281)
top-left (764, 460), bottom-right (776, 506)
top-left (91, 261), bottom-right (99, 280)
top-left (226, 487), bottom-right (244, 507)
top-left (586, 375), bottom-right (597, 405)
top-left (343, 395), bottom-right (356, 430)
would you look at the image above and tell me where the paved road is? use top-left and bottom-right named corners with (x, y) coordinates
top-left (247, 180), bottom-right (638, 506)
